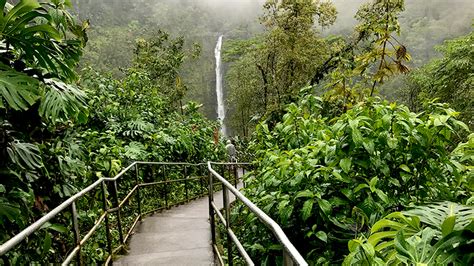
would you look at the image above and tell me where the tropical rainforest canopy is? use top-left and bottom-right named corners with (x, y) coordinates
top-left (0, 0), bottom-right (473, 264)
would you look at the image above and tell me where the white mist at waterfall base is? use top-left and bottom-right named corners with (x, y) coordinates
top-left (215, 35), bottom-right (226, 136)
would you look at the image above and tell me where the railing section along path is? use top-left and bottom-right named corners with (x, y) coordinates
top-left (0, 161), bottom-right (307, 265)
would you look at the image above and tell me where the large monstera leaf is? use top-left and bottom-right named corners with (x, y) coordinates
top-left (39, 78), bottom-right (88, 123)
top-left (344, 202), bottom-right (474, 265)
top-left (0, 0), bottom-right (88, 119)
top-left (7, 141), bottom-right (43, 170)
top-left (0, 63), bottom-right (40, 110)
top-left (0, 0), bottom-right (85, 81)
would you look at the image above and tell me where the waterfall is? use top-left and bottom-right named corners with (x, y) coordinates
top-left (215, 35), bottom-right (226, 136)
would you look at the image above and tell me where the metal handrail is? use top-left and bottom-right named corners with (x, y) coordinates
top-left (207, 162), bottom-right (308, 266)
top-left (1, 161), bottom-right (307, 265)
top-left (0, 161), bottom-right (209, 264)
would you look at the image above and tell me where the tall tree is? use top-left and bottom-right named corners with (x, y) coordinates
top-left (225, 0), bottom-right (337, 135)
top-left (355, 0), bottom-right (410, 96)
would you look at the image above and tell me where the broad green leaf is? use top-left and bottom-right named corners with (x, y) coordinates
top-left (340, 158), bottom-right (352, 174)
top-left (361, 242), bottom-right (375, 258)
top-left (453, 120), bottom-right (469, 132)
top-left (0, 64), bottom-right (40, 110)
top-left (0, 0), bottom-right (7, 19)
top-left (369, 177), bottom-right (378, 191)
top-left (48, 224), bottom-right (67, 233)
top-left (374, 240), bottom-right (394, 252)
top-left (352, 128), bottom-right (363, 144)
top-left (404, 202), bottom-right (473, 231)
top-left (343, 251), bottom-right (357, 265)
top-left (22, 24), bottom-right (60, 40)
top-left (41, 222), bottom-right (67, 233)
top-left (348, 239), bottom-right (360, 252)
top-left (41, 232), bottom-right (52, 256)
top-left (400, 164), bottom-right (411, 173)
top-left (354, 184), bottom-right (369, 193)
top-left (375, 189), bottom-right (389, 204)
top-left (368, 231), bottom-right (397, 246)
top-left (317, 199), bottom-right (332, 216)
top-left (371, 219), bottom-right (405, 233)
top-left (315, 231), bottom-right (327, 243)
top-left (3, 0), bottom-right (41, 25)
top-left (0, 201), bottom-right (21, 221)
top-left (295, 190), bottom-right (314, 199)
top-left (250, 243), bottom-right (266, 252)
top-left (268, 244), bottom-right (282, 251)
top-left (7, 141), bottom-right (43, 170)
top-left (278, 200), bottom-right (293, 224)
top-left (363, 139), bottom-right (375, 154)
top-left (302, 199), bottom-right (313, 221)
top-left (441, 215), bottom-right (456, 237)
top-left (39, 79), bottom-right (88, 123)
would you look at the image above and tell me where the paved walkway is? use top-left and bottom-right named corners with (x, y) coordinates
top-left (115, 178), bottom-right (242, 265)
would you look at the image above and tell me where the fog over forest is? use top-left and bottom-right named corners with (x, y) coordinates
top-left (75, 0), bottom-right (473, 68)
top-left (72, 0), bottom-right (473, 120)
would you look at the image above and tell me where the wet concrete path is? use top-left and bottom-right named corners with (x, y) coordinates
top-left (115, 182), bottom-right (241, 265)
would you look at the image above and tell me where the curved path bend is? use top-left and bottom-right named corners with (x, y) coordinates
top-left (115, 185), bottom-right (240, 265)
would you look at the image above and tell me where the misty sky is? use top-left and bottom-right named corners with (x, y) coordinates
top-left (183, 0), bottom-right (473, 35)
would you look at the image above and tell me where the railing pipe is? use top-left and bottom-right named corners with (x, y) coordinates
top-left (135, 164), bottom-right (142, 221)
top-left (0, 177), bottom-right (106, 256)
top-left (208, 171), bottom-right (216, 246)
top-left (207, 162), bottom-right (307, 266)
top-left (223, 186), bottom-right (233, 266)
top-left (101, 181), bottom-right (113, 258)
top-left (199, 164), bottom-right (204, 194)
top-left (162, 165), bottom-right (168, 208)
top-left (71, 201), bottom-right (81, 264)
top-left (283, 249), bottom-right (295, 266)
top-left (184, 165), bottom-right (189, 201)
top-left (112, 180), bottom-right (124, 244)
top-left (233, 165), bottom-right (238, 187)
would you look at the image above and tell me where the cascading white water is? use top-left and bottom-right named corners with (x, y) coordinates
top-left (215, 35), bottom-right (227, 136)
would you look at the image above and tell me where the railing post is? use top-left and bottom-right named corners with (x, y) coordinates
top-left (101, 181), bottom-right (113, 258)
top-left (135, 163), bottom-right (142, 221)
top-left (283, 249), bottom-right (295, 266)
top-left (112, 180), bottom-right (124, 244)
top-left (162, 165), bottom-right (168, 209)
top-left (199, 164), bottom-right (204, 195)
top-left (221, 164), bottom-right (226, 189)
top-left (208, 170), bottom-right (216, 246)
top-left (223, 186), bottom-right (233, 266)
top-left (71, 201), bottom-right (82, 265)
top-left (233, 164), bottom-right (238, 187)
top-left (184, 165), bottom-right (189, 201)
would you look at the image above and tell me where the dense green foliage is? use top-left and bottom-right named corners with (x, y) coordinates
top-left (223, 2), bottom-right (473, 264)
top-left (1, 0), bottom-right (224, 263)
top-left (236, 93), bottom-right (472, 263)
top-left (1, 0), bottom-right (88, 251)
